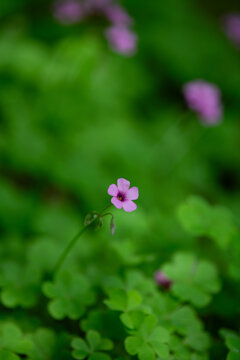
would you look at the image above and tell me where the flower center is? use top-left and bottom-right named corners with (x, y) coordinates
top-left (117, 192), bottom-right (125, 201)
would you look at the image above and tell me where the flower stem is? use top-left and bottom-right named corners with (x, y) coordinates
top-left (53, 225), bottom-right (89, 276)
top-left (101, 204), bottom-right (112, 213)
top-left (53, 204), bottom-right (113, 276)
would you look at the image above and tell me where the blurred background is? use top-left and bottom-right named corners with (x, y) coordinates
top-left (0, 0), bottom-right (240, 358)
top-left (0, 0), bottom-right (240, 237)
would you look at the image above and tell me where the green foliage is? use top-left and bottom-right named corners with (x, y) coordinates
top-left (221, 329), bottom-right (240, 360)
top-left (0, 1), bottom-right (240, 360)
top-left (177, 196), bottom-right (238, 249)
top-left (171, 306), bottom-right (210, 352)
top-left (228, 234), bottom-right (240, 281)
top-left (43, 271), bottom-right (96, 320)
top-left (103, 271), bottom-right (211, 360)
top-left (27, 328), bottom-right (56, 360)
top-left (0, 261), bottom-right (39, 308)
top-left (71, 330), bottom-right (113, 360)
top-left (162, 252), bottom-right (220, 307)
top-left (125, 315), bottom-right (170, 360)
top-left (104, 288), bottom-right (142, 312)
top-left (0, 324), bottom-right (70, 360)
top-left (0, 322), bottom-right (32, 359)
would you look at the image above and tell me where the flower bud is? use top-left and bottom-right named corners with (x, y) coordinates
top-left (110, 216), bottom-right (115, 235)
top-left (154, 270), bottom-right (172, 290)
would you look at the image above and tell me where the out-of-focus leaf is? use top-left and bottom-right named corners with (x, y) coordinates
top-left (43, 271), bottom-right (95, 320)
top-left (162, 252), bottom-right (220, 307)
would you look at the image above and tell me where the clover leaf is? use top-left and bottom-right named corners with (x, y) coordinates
top-left (177, 196), bottom-right (238, 249)
top-left (27, 328), bottom-right (70, 360)
top-left (168, 334), bottom-right (191, 360)
top-left (168, 334), bottom-right (209, 360)
top-left (120, 310), bottom-right (146, 330)
top-left (42, 270), bottom-right (95, 320)
top-left (104, 288), bottom-right (142, 312)
top-left (0, 322), bottom-right (32, 360)
top-left (0, 262), bottom-right (39, 308)
top-left (221, 329), bottom-right (240, 360)
top-left (104, 286), bottom-right (144, 330)
top-left (104, 288), bottom-right (142, 328)
top-left (125, 314), bottom-right (170, 360)
top-left (125, 270), bottom-right (156, 296)
top-left (171, 306), bottom-right (210, 352)
top-left (27, 328), bottom-right (56, 360)
top-left (71, 330), bottom-right (113, 360)
top-left (162, 252), bottom-right (220, 307)
top-left (171, 306), bottom-right (202, 334)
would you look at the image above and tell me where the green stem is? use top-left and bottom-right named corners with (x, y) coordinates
top-left (101, 204), bottom-right (112, 213)
top-left (53, 204), bottom-right (113, 276)
top-left (53, 225), bottom-right (89, 276)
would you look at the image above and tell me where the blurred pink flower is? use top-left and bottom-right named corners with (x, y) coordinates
top-left (223, 13), bottom-right (240, 48)
top-left (104, 4), bottom-right (133, 25)
top-left (105, 25), bottom-right (137, 56)
top-left (108, 178), bottom-right (139, 212)
top-left (154, 270), bottom-right (172, 290)
top-left (53, 0), bottom-right (85, 25)
top-left (183, 80), bottom-right (223, 126)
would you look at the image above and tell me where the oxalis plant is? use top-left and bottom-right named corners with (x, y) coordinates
top-left (1, 181), bottom-right (240, 360)
top-left (53, 178), bottom-right (139, 275)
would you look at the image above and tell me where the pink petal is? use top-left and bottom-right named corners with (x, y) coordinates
top-left (117, 178), bottom-right (130, 193)
top-left (111, 197), bottom-right (123, 209)
top-left (108, 184), bottom-right (118, 196)
top-left (126, 186), bottom-right (139, 200)
top-left (123, 200), bottom-right (137, 212)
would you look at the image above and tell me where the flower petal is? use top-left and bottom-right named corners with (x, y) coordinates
top-left (108, 184), bottom-right (118, 196)
top-left (123, 200), bottom-right (137, 212)
top-left (117, 178), bottom-right (130, 193)
top-left (126, 186), bottom-right (139, 200)
top-left (111, 197), bottom-right (123, 209)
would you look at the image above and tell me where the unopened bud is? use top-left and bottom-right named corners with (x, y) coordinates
top-left (154, 270), bottom-right (172, 290)
top-left (110, 216), bottom-right (115, 235)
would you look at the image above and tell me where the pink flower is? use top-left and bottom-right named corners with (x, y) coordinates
top-left (183, 80), bottom-right (223, 126)
top-left (154, 271), bottom-right (172, 290)
top-left (53, 0), bottom-right (85, 25)
top-left (223, 13), bottom-right (240, 48)
top-left (105, 25), bottom-right (137, 56)
top-left (108, 178), bottom-right (139, 212)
